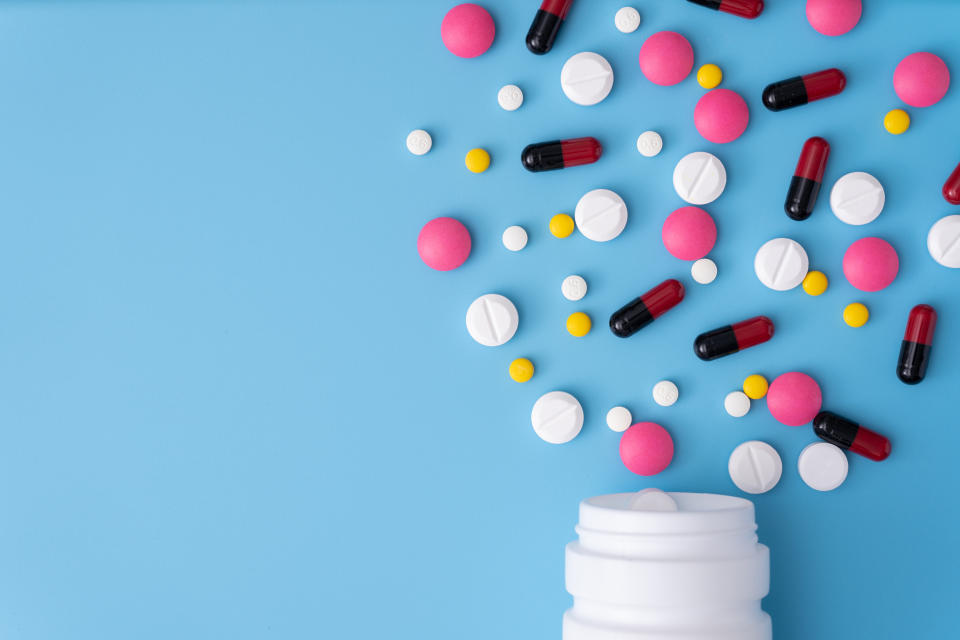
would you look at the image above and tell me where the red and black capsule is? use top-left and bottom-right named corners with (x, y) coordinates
top-left (526, 0), bottom-right (574, 54)
top-left (943, 161), bottom-right (960, 205)
top-left (693, 316), bottom-right (774, 360)
top-left (762, 68), bottom-right (846, 112)
top-left (813, 411), bottom-right (891, 462)
top-left (685, 0), bottom-right (763, 19)
top-left (610, 279), bottom-right (685, 337)
top-left (521, 137), bottom-right (602, 172)
top-left (897, 304), bottom-right (937, 384)
top-left (785, 137), bottom-right (830, 221)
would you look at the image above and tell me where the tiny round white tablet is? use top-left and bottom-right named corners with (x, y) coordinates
top-left (691, 258), bottom-right (717, 284)
top-left (754, 238), bottom-right (809, 291)
top-left (724, 391), bottom-right (751, 418)
top-left (531, 391), bottom-right (584, 444)
top-left (561, 52), bottom-right (614, 106)
top-left (406, 129), bottom-right (432, 156)
top-left (798, 442), bottom-right (849, 491)
top-left (606, 406), bottom-right (632, 432)
top-left (652, 380), bottom-right (679, 407)
top-left (497, 84), bottom-right (524, 111)
top-left (728, 440), bottom-right (782, 494)
top-left (465, 294), bottom-right (519, 347)
top-left (615, 7), bottom-right (642, 33)
top-left (575, 189), bottom-right (628, 242)
top-left (927, 214), bottom-right (960, 268)
top-left (502, 225), bottom-right (528, 251)
top-left (636, 131), bottom-right (663, 157)
top-left (673, 151), bottom-right (727, 205)
top-left (830, 172), bottom-right (885, 225)
top-left (629, 488), bottom-right (678, 512)
top-left (561, 275), bottom-right (588, 301)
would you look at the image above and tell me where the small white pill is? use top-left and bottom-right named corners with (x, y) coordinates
top-left (575, 188), bottom-right (628, 242)
top-left (652, 380), bottom-right (679, 407)
top-left (754, 237), bottom-right (809, 291)
top-left (561, 52), bottom-right (614, 106)
top-left (531, 391), bottom-right (584, 444)
top-left (615, 7), bottom-right (642, 33)
top-left (830, 172), bottom-right (885, 225)
top-left (465, 294), bottom-right (519, 347)
top-left (629, 488), bottom-right (678, 512)
top-left (406, 129), bottom-right (432, 156)
top-left (606, 406), bottom-right (632, 432)
top-left (561, 275), bottom-right (588, 301)
top-left (691, 258), bottom-right (718, 284)
top-left (724, 391), bottom-right (751, 418)
top-left (728, 440), bottom-right (782, 494)
top-left (497, 84), bottom-right (524, 111)
top-left (798, 442), bottom-right (848, 491)
top-left (636, 130), bottom-right (663, 157)
top-left (673, 151), bottom-right (727, 205)
top-left (927, 214), bottom-right (960, 268)
top-left (502, 225), bottom-right (528, 251)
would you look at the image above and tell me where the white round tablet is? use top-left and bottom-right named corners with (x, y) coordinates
top-left (754, 237), bottom-right (809, 291)
top-left (830, 172), bottom-right (885, 225)
top-left (673, 151), bottom-right (727, 205)
top-left (561, 52), bottom-right (614, 106)
top-left (724, 391), bottom-right (751, 418)
top-left (798, 442), bottom-right (849, 491)
top-left (531, 391), bottom-right (584, 444)
top-left (728, 440), bottom-right (782, 494)
top-left (497, 84), bottom-right (524, 111)
top-left (652, 380), bottom-right (679, 407)
top-left (502, 225), bottom-right (528, 251)
top-left (406, 129), bottom-right (432, 156)
top-left (575, 188), bottom-right (628, 242)
top-left (561, 275), bottom-right (588, 301)
top-left (927, 214), bottom-right (960, 268)
top-left (629, 488), bottom-right (678, 512)
top-left (691, 258), bottom-right (717, 284)
top-left (615, 7), bottom-right (642, 33)
top-left (606, 406), bottom-right (632, 432)
top-left (465, 294), bottom-right (519, 347)
top-left (636, 131), bottom-right (663, 157)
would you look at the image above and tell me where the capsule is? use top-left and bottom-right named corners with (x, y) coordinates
top-left (685, 0), bottom-right (763, 19)
top-left (897, 304), bottom-right (937, 384)
top-left (610, 279), bottom-right (685, 338)
top-left (813, 411), bottom-right (891, 462)
top-left (762, 68), bottom-right (846, 112)
top-left (943, 161), bottom-right (960, 205)
top-left (526, 0), bottom-right (574, 55)
top-left (785, 137), bottom-right (830, 221)
top-left (693, 316), bottom-right (774, 360)
top-left (521, 137), bottom-right (602, 172)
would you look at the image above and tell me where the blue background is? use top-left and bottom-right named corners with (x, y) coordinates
top-left (0, 0), bottom-right (958, 638)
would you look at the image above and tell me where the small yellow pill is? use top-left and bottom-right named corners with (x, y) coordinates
top-left (509, 357), bottom-right (534, 383)
top-left (843, 302), bottom-right (869, 328)
top-left (884, 108), bottom-right (910, 135)
top-left (697, 63), bottom-right (723, 89)
top-left (464, 148), bottom-right (491, 173)
top-left (802, 270), bottom-right (828, 296)
top-left (566, 311), bottom-right (592, 337)
top-left (742, 374), bottom-right (769, 400)
top-left (549, 213), bottom-right (575, 238)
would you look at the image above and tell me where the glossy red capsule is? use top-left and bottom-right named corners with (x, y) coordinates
top-left (686, 0), bottom-right (763, 18)
top-left (943, 161), bottom-right (960, 205)
top-left (762, 68), bottom-right (846, 111)
top-left (694, 316), bottom-right (774, 360)
top-left (526, 0), bottom-right (574, 54)
top-left (813, 411), bottom-right (891, 462)
top-left (610, 279), bottom-right (685, 337)
top-left (522, 137), bottom-right (602, 172)
top-left (785, 137), bottom-right (830, 221)
top-left (897, 304), bottom-right (936, 384)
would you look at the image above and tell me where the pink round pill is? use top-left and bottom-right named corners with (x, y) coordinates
top-left (767, 372), bottom-right (822, 427)
top-left (441, 4), bottom-right (495, 59)
top-left (662, 206), bottom-right (717, 260)
top-left (806, 0), bottom-right (862, 37)
top-left (894, 52), bottom-right (950, 108)
top-left (695, 89), bottom-right (749, 144)
top-left (843, 237), bottom-right (899, 292)
top-left (417, 217), bottom-right (471, 271)
top-left (620, 422), bottom-right (674, 476)
top-left (638, 31), bottom-right (694, 87)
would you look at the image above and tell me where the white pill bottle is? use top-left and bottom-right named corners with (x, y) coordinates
top-left (563, 490), bottom-right (771, 640)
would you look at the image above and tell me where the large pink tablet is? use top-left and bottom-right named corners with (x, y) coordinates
top-left (695, 89), bottom-right (749, 144)
top-left (806, 0), bottom-right (861, 36)
top-left (620, 422), bottom-right (674, 476)
top-left (767, 372), bottom-right (822, 427)
top-left (638, 31), bottom-right (694, 86)
top-left (418, 217), bottom-right (472, 271)
top-left (662, 206), bottom-right (717, 260)
top-left (843, 237), bottom-right (899, 292)
top-left (894, 52), bottom-right (950, 108)
top-left (441, 4), bottom-right (495, 58)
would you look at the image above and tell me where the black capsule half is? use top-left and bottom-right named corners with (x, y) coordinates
top-left (526, 0), bottom-right (574, 54)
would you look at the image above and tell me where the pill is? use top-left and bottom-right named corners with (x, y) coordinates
top-left (662, 206), bottom-right (717, 260)
top-left (897, 304), bottom-right (936, 384)
top-left (531, 391), bottom-right (583, 444)
top-left (691, 258), bottom-right (718, 284)
top-left (521, 136), bottom-right (602, 172)
top-left (943, 162), bottom-right (960, 205)
top-left (884, 108), bottom-right (910, 135)
top-left (561, 275), bottom-right (588, 301)
top-left (550, 213), bottom-right (575, 238)
top-left (724, 391), bottom-right (751, 417)
top-left (629, 487), bottom-right (678, 511)
top-left (636, 131), bottom-right (663, 156)
top-left (927, 214), bottom-right (960, 267)
top-left (561, 51), bottom-right (614, 106)
top-left (843, 302), bottom-right (869, 328)
top-left (830, 172), bottom-right (884, 225)
top-left (497, 84), bottom-right (524, 111)
top-left (743, 374), bottom-right (768, 399)
top-left (406, 129), bottom-right (433, 156)
top-left (502, 225), bottom-right (528, 251)
top-left (697, 63), bottom-right (723, 88)
top-left (687, 0), bottom-right (764, 19)
top-left (619, 422), bottom-right (674, 475)
top-left (785, 136), bottom-right (830, 221)
top-left (575, 188), bottom-right (628, 242)
top-left (509, 357), bottom-right (535, 383)
top-left (606, 406), bottom-right (633, 432)
top-left (728, 441), bottom-right (782, 494)
top-left (813, 411), bottom-right (891, 461)
top-left (762, 68), bottom-right (846, 111)
top-left (526, 0), bottom-right (574, 54)
top-left (615, 6), bottom-right (642, 33)
top-left (767, 371), bottom-right (822, 427)
top-left (610, 279), bottom-right (685, 337)
top-left (652, 380), bottom-right (679, 406)
top-left (694, 315), bottom-right (774, 361)
top-left (418, 217), bottom-right (471, 271)
top-left (802, 270), bottom-right (828, 296)
top-left (673, 151), bottom-right (727, 205)
top-left (465, 148), bottom-right (491, 173)
top-left (754, 238), bottom-right (809, 291)
top-left (441, 3), bottom-right (496, 58)
top-left (465, 293), bottom-right (519, 346)
top-left (566, 311), bottom-right (592, 337)
top-left (894, 52), bottom-right (950, 108)
top-left (695, 88), bottom-right (750, 144)
top-left (638, 31), bottom-right (693, 86)
top-left (798, 442), bottom-right (848, 491)
top-left (806, 0), bottom-right (861, 36)
top-left (843, 237), bottom-right (898, 292)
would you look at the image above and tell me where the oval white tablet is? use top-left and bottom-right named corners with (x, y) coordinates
top-left (575, 188), bottom-right (628, 242)
top-left (629, 488), bottom-right (678, 512)
top-left (502, 225), bottom-right (528, 251)
top-left (724, 391), bottom-right (751, 418)
top-left (615, 6), bottom-right (642, 33)
top-left (561, 275), bottom-right (588, 301)
top-left (531, 391), bottom-right (584, 444)
top-left (497, 84), bottom-right (524, 111)
top-left (754, 237), bottom-right (809, 291)
top-left (691, 258), bottom-right (717, 284)
top-left (673, 151), bottom-right (727, 205)
top-left (652, 380), bottom-right (679, 407)
top-left (465, 294), bottom-right (519, 346)
top-left (927, 214), bottom-right (960, 268)
top-left (728, 440), bottom-right (782, 494)
top-left (606, 406), bottom-right (632, 432)
top-left (561, 52), bottom-right (614, 106)
top-left (406, 129), bottom-right (432, 156)
top-left (798, 442), bottom-right (849, 491)
top-left (830, 172), bottom-right (885, 225)
top-left (636, 130), bottom-right (663, 157)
